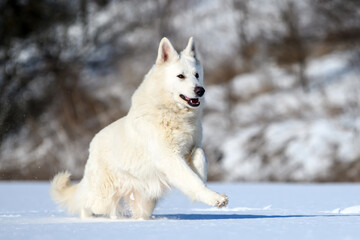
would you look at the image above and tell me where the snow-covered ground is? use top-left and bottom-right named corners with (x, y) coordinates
top-left (1, 182), bottom-right (360, 239)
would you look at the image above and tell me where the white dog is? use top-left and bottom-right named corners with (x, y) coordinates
top-left (50, 37), bottom-right (228, 219)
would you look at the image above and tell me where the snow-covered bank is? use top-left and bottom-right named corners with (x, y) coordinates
top-left (204, 51), bottom-right (360, 181)
top-left (1, 0), bottom-right (359, 182)
top-left (1, 182), bottom-right (360, 240)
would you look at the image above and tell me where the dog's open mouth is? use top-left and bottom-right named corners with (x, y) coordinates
top-left (180, 94), bottom-right (200, 107)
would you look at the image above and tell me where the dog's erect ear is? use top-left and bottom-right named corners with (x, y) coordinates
top-left (156, 37), bottom-right (178, 65)
top-left (183, 37), bottom-right (197, 59)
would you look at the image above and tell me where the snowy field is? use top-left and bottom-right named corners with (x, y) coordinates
top-left (1, 182), bottom-right (360, 239)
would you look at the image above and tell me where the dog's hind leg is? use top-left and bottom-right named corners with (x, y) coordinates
top-left (109, 205), bottom-right (119, 219)
top-left (109, 199), bottom-right (122, 219)
top-left (80, 208), bottom-right (92, 219)
top-left (128, 192), bottom-right (156, 220)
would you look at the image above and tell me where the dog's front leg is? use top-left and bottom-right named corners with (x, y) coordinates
top-left (189, 148), bottom-right (208, 182)
top-left (157, 153), bottom-right (228, 208)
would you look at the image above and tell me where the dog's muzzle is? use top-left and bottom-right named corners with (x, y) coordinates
top-left (180, 94), bottom-right (200, 107)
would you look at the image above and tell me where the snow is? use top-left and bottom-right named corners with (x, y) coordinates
top-left (1, 0), bottom-right (360, 182)
top-left (1, 182), bottom-right (360, 240)
top-left (306, 51), bottom-right (352, 87)
top-left (201, 49), bottom-right (360, 181)
top-left (328, 206), bottom-right (360, 215)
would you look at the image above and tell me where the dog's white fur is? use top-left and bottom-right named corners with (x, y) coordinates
top-left (50, 37), bottom-right (228, 219)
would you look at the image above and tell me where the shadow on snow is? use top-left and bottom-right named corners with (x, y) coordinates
top-left (153, 214), bottom-right (358, 220)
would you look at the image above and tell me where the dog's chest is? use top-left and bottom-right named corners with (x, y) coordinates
top-left (159, 111), bottom-right (198, 154)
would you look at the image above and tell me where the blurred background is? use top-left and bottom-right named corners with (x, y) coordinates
top-left (0, 0), bottom-right (359, 182)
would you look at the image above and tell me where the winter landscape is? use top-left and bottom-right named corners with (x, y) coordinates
top-left (1, 0), bottom-right (360, 181)
top-left (1, 0), bottom-right (360, 239)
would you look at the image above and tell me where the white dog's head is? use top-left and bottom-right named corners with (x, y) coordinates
top-left (155, 37), bottom-right (205, 109)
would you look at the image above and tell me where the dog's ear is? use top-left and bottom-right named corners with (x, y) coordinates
top-left (183, 37), bottom-right (197, 59)
top-left (156, 37), bottom-right (178, 65)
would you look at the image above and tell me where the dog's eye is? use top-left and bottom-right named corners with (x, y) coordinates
top-left (195, 73), bottom-right (199, 79)
top-left (177, 74), bottom-right (185, 79)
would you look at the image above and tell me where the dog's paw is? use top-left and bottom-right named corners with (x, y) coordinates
top-left (215, 194), bottom-right (229, 208)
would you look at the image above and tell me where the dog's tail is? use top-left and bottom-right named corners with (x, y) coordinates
top-left (50, 171), bottom-right (78, 214)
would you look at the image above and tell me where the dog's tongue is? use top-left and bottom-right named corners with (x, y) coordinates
top-left (184, 95), bottom-right (191, 101)
top-left (190, 99), bottom-right (199, 104)
top-left (185, 96), bottom-right (199, 105)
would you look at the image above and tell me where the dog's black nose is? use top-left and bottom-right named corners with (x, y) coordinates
top-left (194, 86), bottom-right (205, 97)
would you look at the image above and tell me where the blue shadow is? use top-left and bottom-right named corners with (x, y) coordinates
top-left (153, 213), bottom-right (357, 220)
